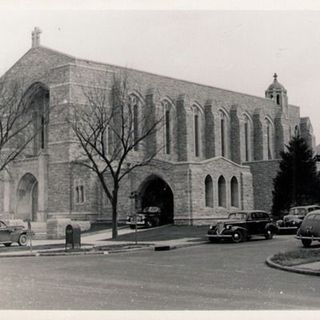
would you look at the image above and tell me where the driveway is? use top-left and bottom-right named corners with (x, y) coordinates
top-left (0, 234), bottom-right (317, 309)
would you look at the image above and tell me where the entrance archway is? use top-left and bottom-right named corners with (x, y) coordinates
top-left (16, 173), bottom-right (38, 221)
top-left (139, 175), bottom-right (174, 224)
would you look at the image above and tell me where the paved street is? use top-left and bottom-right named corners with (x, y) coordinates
top-left (0, 234), bottom-right (319, 310)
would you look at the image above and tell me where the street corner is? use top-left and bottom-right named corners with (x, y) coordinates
top-left (266, 251), bottom-right (320, 276)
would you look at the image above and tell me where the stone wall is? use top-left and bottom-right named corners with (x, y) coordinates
top-left (247, 160), bottom-right (280, 212)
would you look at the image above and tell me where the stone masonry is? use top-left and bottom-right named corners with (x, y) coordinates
top-left (0, 29), bottom-right (315, 226)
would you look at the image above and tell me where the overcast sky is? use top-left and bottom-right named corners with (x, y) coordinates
top-left (0, 6), bottom-right (320, 144)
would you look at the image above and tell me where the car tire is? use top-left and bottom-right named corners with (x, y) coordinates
top-left (4, 243), bottom-right (11, 247)
top-left (265, 229), bottom-right (274, 240)
top-left (232, 231), bottom-right (244, 243)
top-left (302, 239), bottom-right (312, 248)
top-left (18, 234), bottom-right (28, 246)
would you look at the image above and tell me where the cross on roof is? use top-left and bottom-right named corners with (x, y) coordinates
top-left (32, 27), bottom-right (42, 48)
top-left (273, 73), bottom-right (278, 81)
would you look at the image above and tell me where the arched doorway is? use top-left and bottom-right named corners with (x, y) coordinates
top-left (139, 175), bottom-right (174, 224)
top-left (16, 173), bottom-right (38, 221)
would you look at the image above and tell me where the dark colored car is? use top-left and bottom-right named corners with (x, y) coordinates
top-left (207, 210), bottom-right (278, 243)
top-left (296, 210), bottom-right (320, 247)
top-left (277, 205), bottom-right (320, 231)
top-left (126, 206), bottom-right (161, 229)
top-left (0, 220), bottom-right (29, 246)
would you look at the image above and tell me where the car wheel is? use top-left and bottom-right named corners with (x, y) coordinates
top-left (265, 229), bottom-right (274, 240)
top-left (4, 243), bottom-right (11, 247)
top-left (18, 234), bottom-right (28, 246)
top-left (232, 231), bottom-right (244, 243)
top-left (302, 239), bottom-right (312, 248)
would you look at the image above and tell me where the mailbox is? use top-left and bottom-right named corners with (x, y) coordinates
top-left (65, 223), bottom-right (81, 250)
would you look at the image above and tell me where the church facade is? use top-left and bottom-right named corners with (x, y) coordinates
top-left (0, 29), bottom-right (315, 225)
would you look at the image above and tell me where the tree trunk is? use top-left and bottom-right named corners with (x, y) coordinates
top-left (112, 189), bottom-right (118, 239)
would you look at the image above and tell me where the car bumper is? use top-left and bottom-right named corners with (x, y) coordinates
top-left (126, 221), bottom-right (145, 226)
top-left (277, 226), bottom-right (298, 230)
top-left (295, 235), bottom-right (320, 241)
top-left (207, 234), bottom-right (232, 239)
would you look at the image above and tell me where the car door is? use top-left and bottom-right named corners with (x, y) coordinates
top-left (0, 221), bottom-right (10, 243)
top-left (247, 212), bottom-right (259, 234)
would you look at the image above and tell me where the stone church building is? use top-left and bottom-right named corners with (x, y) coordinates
top-left (0, 29), bottom-right (315, 226)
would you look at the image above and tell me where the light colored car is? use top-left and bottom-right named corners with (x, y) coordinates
top-left (296, 210), bottom-right (320, 247)
top-left (0, 220), bottom-right (29, 246)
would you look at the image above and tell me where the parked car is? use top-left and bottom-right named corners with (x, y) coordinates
top-left (207, 210), bottom-right (278, 243)
top-left (126, 206), bottom-right (161, 229)
top-left (296, 209), bottom-right (320, 247)
top-left (277, 205), bottom-right (320, 231)
top-left (0, 220), bottom-right (29, 246)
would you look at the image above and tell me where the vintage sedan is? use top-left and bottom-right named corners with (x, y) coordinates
top-left (207, 210), bottom-right (278, 243)
top-left (277, 205), bottom-right (320, 231)
top-left (296, 210), bottom-right (320, 247)
top-left (126, 206), bottom-right (162, 229)
top-left (0, 220), bottom-right (29, 246)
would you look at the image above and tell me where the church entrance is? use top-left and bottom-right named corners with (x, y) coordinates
top-left (139, 175), bottom-right (174, 224)
top-left (16, 173), bottom-right (38, 221)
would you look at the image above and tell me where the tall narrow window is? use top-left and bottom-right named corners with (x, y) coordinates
top-left (133, 104), bottom-right (139, 151)
top-left (220, 111), bottom-right (228, 157)
top-left (107, 125), bottom-right (113, 155)
top-left (41, 115), bottom-right (45, 149)
top-left (75, 180), bottom-right (85, 204)
top-left (266, 119), bottom-right (273, 160)
top-left (194, 114), bottom-right (199, 157)
top-left (165, 109), bottom-right (171, 154)
top-left (244, 121), bottom-right (249, 161)
top-left (276, 94), bottom-right (280, 105)
top-left (205, 175), bottom-right (213, 208)
top-left (231, 177), bottom-right (239, 207)
top-left (221, 117), bottom-right (225, 157)
top-left (218, 175), bottom-right (226, 207)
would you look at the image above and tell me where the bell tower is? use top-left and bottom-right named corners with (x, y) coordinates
top-left (265, 73), bottom-right (288, 115)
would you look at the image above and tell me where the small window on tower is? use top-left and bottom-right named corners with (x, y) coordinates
top-left (276, 95), bottom-right (280, 105)
top-left (75, 180), bottom-right (85, 204)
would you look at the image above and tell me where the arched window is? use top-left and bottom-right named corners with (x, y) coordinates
top-left (230, 177), bottom-right (239, 207)
top-left (219, 111), bottom-right (228, 157)
top-left (294, 125), bottom-right (300, 137)
top-left (133, 104), bottom-right (139, 150)
top-left (162, 100), bottom-right (172, 155)
top-left (276, 94), bottom-right (280, 105)
top-left (205, 175), bottom-right (213, 208)
top-left (74, 179), bottom-right (85, 204)
top-left (218, 175), bottom-right (226, 207)
top-left (193, 106), bottom-right (201, 157)
top-left (243, 114), bottom-right (251, 162)
top-left (265, 118), bottom-right (273, 160)
top-left (129, 95), bottom-right (140, 151)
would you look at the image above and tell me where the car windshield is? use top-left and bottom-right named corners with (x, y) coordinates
top-left (228, 212), bottom-right (247, 220)
top-left (289, 208), bottom-right (307, 215)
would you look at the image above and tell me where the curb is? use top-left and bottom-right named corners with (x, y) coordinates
top-left (0, 239), bottom-right (208, 258)
top-left (265, 255), bottom-right (320, 276)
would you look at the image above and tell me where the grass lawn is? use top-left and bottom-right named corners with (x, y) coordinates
top-left (271, 248), bottom-right (320, 266)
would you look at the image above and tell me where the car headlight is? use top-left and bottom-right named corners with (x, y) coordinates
top-left (226, 225), bottom-right (231, 230)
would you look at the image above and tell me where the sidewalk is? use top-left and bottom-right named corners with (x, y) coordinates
top-left (0, 225), bottom-right (207, 257)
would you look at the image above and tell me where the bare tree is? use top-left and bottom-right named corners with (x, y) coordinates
top-left (0, 77), bottom-right (47, 172)
top-left (70, 72), bottom-right (163, 239)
